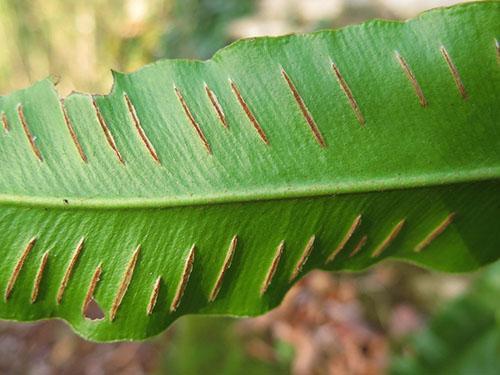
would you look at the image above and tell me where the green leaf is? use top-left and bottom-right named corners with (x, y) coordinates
top-left (0, 2), bottom-right (499, 342)
top-left (391, 260), bottom-right (500, 375)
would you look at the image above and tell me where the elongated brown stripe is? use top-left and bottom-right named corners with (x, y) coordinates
top-left (326, 214), bottom-right (362, 263)
top-left (229, 80), bottom-right (269, 144)
top-left (205, 84), bottom-right (228, 128)
top-left (60, 99), bottom-right (87, 162)
top-left (349, 235), bottom-right (368, 257)
top-left (31, 251), bottom-right (49, 304)
top-left (57, 237), bottom-right (85, 304)
top-left (261, 240), bottom-right (284, 295)
top-left (5, 237), bottom-right (37, 301)
top-left (415, 213), bottom-right (455, 252)
top-left (209, 235), bottom-right (238, 302)
top-left (331, 62), bottom-right (365, 125)
top-left (174, 86), bottom-right (212, 154)
top-left (290, 235), bottom-right (315, 282)
top-left (440, 46), bottom-right (467, 99)
top-left (110, 246), bottom-right (141, 321)
top-left (371, 219), bottom-right (406, 258)
top-left (1, 112), bottom-right (9, 132)
top-left (496, 39), bottom-right (500, 62)
top-left (91, 97), bottom-right (125, 163)
top-left (147, 277), bottom-right (161, 315)
top-left (395, 52), bottom-right (427, 107)
top-left (124, 94), bottom-right (161, 163)
top-left (281, 68), bottom-right (326, 147)
top-left (82, 264), bottom-right (102, 316)
top-left (17, 105), bottom-right (43, 161)
top-left (170, 245), bottom-right (195, 312)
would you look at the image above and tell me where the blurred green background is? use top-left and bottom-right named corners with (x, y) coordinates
top-left (1, 1), bottom-right (496, 374)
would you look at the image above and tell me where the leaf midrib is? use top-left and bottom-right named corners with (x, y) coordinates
top-left (1, 165), bottom-right (498, 209)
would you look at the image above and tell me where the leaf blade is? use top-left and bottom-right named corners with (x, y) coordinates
top-left (0, 2), bottom-right (498, 341)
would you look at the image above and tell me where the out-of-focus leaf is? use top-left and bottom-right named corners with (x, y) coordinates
top-left (391, 261), bottom-right (500, 375)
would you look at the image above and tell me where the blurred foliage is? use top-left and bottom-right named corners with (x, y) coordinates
top-left (160, 316), bottom-right (290, 375)
top-left (159, 0), bottom-right (254, 60)
top-left (391, 261), bottom-right (500, 375)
